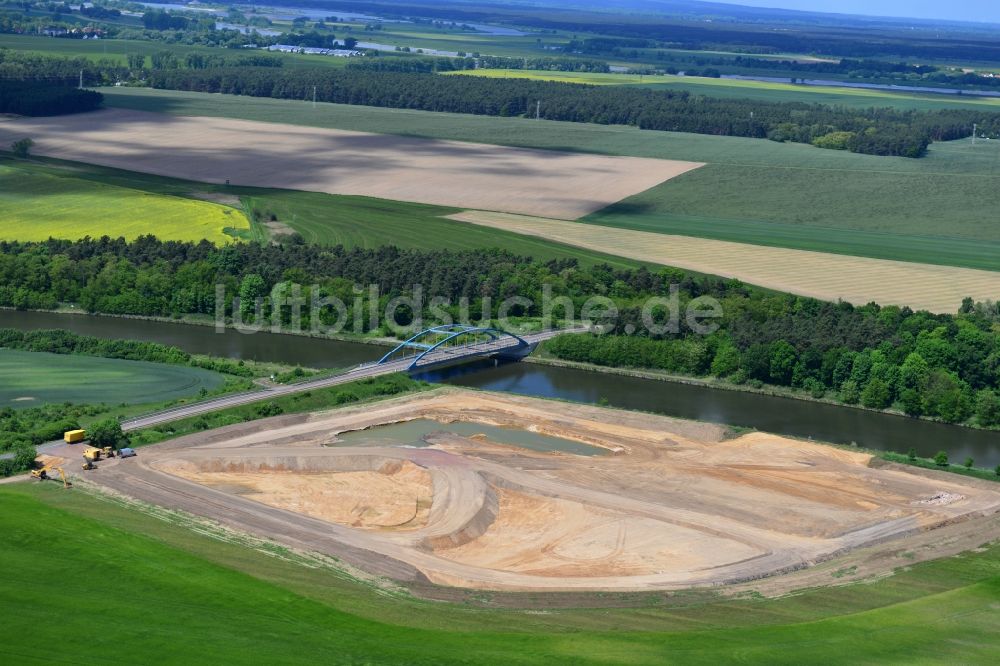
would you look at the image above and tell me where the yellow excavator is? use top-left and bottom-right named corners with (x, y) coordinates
top-left (30, 464), bottom-right (71, 489)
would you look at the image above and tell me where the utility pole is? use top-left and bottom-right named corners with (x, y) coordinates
top-left (973, 122), bottom-right (977, 145)
top-left (79, 69), bottom-right (83, 89)
top-left (312, 85), bottom-right (317, 108)
top-left (535, 100), bottom-right (540, 120)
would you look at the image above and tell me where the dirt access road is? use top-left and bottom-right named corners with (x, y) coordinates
top-left (0, 109), bottom-right (701, 220)
top-left (68, 389), bottom-right (1000, 594)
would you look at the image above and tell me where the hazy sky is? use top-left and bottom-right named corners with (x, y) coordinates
top-left (727, 1), bottom-right (1000, 23)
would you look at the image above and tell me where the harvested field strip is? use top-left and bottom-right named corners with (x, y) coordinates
top-left (448, 211), bottom-right (1000, 313)
top-left (0, 109), bottom-right (701, 220)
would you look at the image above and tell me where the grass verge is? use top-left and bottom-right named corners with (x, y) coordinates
top-left (2, 454), bottom-right (999, 663)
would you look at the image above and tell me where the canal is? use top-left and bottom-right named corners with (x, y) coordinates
top-left (4, 309), bottom-right (998, 466)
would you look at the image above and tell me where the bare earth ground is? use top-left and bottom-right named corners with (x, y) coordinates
top-left (59, 389), bottom-right (1000, 594)
top-left (449, 210), bottom-right (1000, 313)
top-left (0, 109), bottom-right (701, 220)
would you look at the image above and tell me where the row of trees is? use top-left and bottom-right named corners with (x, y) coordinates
top-left (346, 56), bottom-right (609, 74)
top-left (145, 66), bottom-right (1000, 156)
top-left (0, 402), bottom-right (97, 452)
top-left (476, 55), bottom-right (610, 72)
top-left (141, 9), bottom-right (189, 31)
top-left (0, 327), bottom-right (259, 378)
top-left (1, 236), bottom-right (999, 427)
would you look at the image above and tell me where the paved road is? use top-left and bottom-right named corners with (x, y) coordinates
top-left (14, 328), bottom-right (577, 459)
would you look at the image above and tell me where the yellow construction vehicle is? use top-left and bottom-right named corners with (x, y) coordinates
top-left (102, 446), bottom-right (116, 458)
top-left (30, 464), bottom-right (71, 488)
top-left (64, 429), bottom-right (86, 444)
top-left (81, 458), bottom-right (95, 471)
top-left (83, 447), bottom-right (102, 462)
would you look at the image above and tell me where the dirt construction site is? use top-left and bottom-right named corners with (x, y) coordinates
top-left (56, 389), bottom-right (1000, 595)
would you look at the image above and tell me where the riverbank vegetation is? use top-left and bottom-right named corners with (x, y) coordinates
top-left (2, 236), bottom-right (999, 428)
top-left (0, 327), bottom-right (254, 378)
top-left (128, 373), bottom-right (426, 449)
top-left (544, 291), bottom-right (1000, 429)
top-left (0, 327), bottom-right (329, 384)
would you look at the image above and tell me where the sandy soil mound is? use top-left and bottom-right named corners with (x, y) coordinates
top-left (168, 460), bottom-right (433, 530)
top-left (435, 487), bottom-right (763, 578)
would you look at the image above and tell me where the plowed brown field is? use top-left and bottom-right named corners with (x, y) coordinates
top-left (0, 109), bottom-right (701, 219)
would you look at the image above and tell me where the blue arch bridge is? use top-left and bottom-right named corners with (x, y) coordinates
top-left (374, 325), bottom-right (550, 371)
top-left (109, 325), bottom-right (582, 433)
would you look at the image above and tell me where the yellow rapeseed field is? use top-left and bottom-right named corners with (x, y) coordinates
top-left (0, 163), bottom-right (249, 244)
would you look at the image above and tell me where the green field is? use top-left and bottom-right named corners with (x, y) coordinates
top-left (447, 68), bottom-right (1000, 112)
top-left (0, 158), bottom-right (249, 243)
top-left (242, 190), bottom-right (641, 267)
top-left (2, 478), bottom-right (998, 664)
top-left (584, 161), bottom-right (1000, 270)
top-left (100, 88), bottom-right (1000, 270)
top-left (17, 156), bottom-right (644, 269)
top-left (0, 349), bottom-right (223, 409)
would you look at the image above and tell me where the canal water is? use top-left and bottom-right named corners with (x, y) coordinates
top-left (4, 310), bottom-right (998, 466)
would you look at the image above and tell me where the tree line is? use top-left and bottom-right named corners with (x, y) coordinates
top-left (0, 80), bottom-right (102, 116)
top-left (545, 291), bottom-right (1000, 428)
top-left (1, 236), bottom-right (999, 427)
top-left (347, 55), bottom-right (609, 74)
top-left (146, 66), bottom-right (1000, 157)
top-left (476, 55), bottom-right (610, 73)
top-left (0, 328), bottom-right (257, 378)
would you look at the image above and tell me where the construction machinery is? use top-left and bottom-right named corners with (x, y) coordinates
top-left (83, 446), bottom-right (117, 461)
top-left (30, 464), bottom-right (71, 488)
top-left (81, 458), bottom-right (95, 471)
top-left (64, 429), bottom-right (86, 444)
